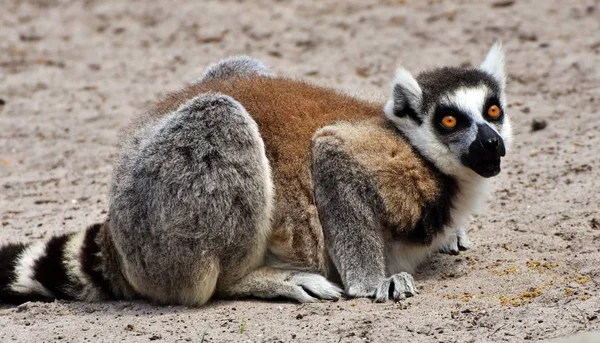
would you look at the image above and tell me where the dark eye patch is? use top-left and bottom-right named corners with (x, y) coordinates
top-left (483, 96), bottom-right (504, 122)
top-left (433, 105), bottom-right (472, 135)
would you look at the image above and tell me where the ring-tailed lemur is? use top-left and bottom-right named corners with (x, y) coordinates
top-left (0, 45), bottom-right (510, 305)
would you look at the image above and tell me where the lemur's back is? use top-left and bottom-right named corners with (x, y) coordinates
top-left (147, 76), bottom-right (382, 163)
top-left (142, 77), bottom-right (383, 272)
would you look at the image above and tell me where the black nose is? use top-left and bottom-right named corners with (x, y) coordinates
top-left (482, 136), bottom-right (499, 150)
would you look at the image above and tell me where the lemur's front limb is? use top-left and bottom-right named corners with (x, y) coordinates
top-left (312, 132), bottom-right (417, 302)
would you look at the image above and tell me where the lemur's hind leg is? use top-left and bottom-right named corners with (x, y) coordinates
top-left (197, 56), bottom-right (272, 83)
top-left (109, 93), bottom-right (273, 306)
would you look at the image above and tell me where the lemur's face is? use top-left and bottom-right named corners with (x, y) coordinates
top-left (384, 44), bottom-right (512, 178)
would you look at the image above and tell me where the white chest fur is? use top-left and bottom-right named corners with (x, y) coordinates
top-left (385, 176), bottom-right (490, 275)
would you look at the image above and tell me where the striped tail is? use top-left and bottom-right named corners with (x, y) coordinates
top-left (0, 222), bottom-right (135, 304)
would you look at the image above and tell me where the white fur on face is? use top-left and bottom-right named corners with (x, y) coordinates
top-left (444, 85), bottom-right (512, 154)
top-left (442, 86), bottom-right (487, 124)
top-left (384, 102), bottom-right (461, 177)
top-left (441, 87), bottom-right (488, 163)
top-left (405, 118), bottom-right (461, 176)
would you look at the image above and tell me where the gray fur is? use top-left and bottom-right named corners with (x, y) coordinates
top-left (197, 56), bottom-right (272, 83)
top-left (95, 222), bottom-right (138, 300)
top-left (311, 133), bottom-right (416, 301)
top-left (109, 93), bottom-right (273, 305)
top-left (311, 133), bottom-right (385, 287)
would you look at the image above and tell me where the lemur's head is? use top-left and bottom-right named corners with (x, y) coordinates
top-left (384, 43), bottom-right (512, 179)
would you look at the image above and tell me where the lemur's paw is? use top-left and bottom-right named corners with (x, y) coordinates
top-left (289, 273), bottom-right (343, 303)
top-left (345, 273), bottom-right (418, 302)
top-left (439, 228), bottom-right (471, 255)
top-left (457, 230), bottom-right (471, 251)
top-left (439, 234), bottom-right (460, 255)
top-left (374, 272), bottom-right (418, 302)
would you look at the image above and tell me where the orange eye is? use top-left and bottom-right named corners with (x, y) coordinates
top-left (488, 105), bottom-right (501, 119)
top-left (441, 115), bottom-right (457, 129)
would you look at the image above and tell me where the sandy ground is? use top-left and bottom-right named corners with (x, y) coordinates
top-left (1, 0), bottom-right (599, 342)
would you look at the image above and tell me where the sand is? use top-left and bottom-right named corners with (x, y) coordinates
top-left (1, 0), bottom-right (599, 342)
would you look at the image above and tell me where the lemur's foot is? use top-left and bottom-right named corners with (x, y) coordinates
top-left (289, 272), bottom-right (343, 302)
top-left (346, 272), bottom-right (418, 302)
top-left (439, 228), bottom-right (471, 255)
top-left (375, 272), bottom-right (419, 302)
top-left (457, 229), bottom-right (471, 251)
top-left (439, 234), bottom-right (460, 255)
top-left (374, 273), bottom-right (418, 302)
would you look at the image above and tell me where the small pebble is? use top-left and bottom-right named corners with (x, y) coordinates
top-left (531, 119), bottom-right (547, 132)
top-left (491, 0), bottom-right (515, 8)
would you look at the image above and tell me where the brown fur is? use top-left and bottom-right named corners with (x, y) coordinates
top-left (136, 76), bottom-right (382, 274)
top-left (313, 118), bottom-right (442, 233)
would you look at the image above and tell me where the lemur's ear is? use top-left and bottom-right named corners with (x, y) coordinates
top-left (480, 42), bottom-right (506, 89)
top-left (384, 67), bottom-right (423, 125)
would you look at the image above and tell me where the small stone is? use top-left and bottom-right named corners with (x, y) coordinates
top-left (519, 33), bottom-right (538, 42)
top-left (19, 28), bottom-right (43, 41)
top-left (531, 119), bottom-right (547, 132)
top-left (491, 0), bottom-right (515, 8)
top-left (356, 66), bottom-right (371, 78)
top-left (268, 50), bottom-right (282, 58)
